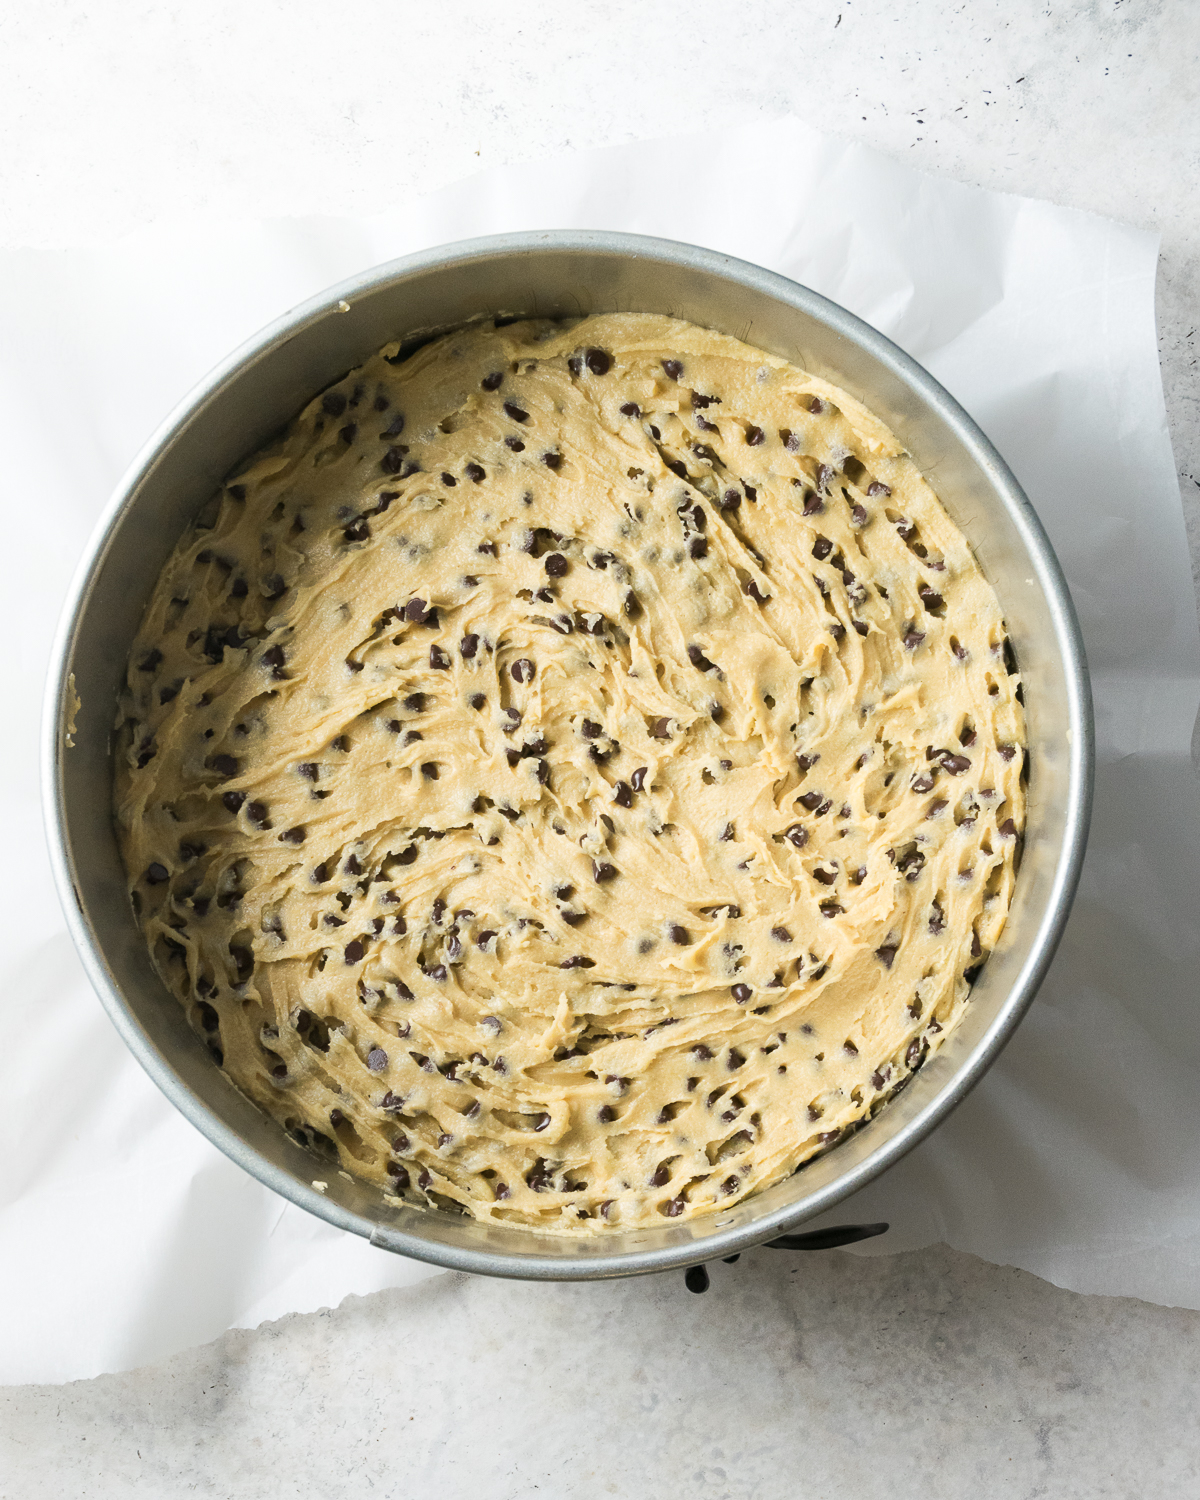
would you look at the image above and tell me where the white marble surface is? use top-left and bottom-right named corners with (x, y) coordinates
top-left (3, 0), bottom-right (1199, 1493)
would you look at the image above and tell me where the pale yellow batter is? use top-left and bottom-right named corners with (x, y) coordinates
top-left (115, 313), bottom-right (1025, 1232)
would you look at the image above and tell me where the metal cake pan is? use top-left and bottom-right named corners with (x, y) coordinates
top-left (42, 231), bottom-right (1094, 1280)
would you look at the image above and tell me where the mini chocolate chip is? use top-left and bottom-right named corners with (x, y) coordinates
top-left (867, 480), bottom-right (891, 497)
top-left (469, 692), bottom-right (487, 710)
top-left (367, 1047), bottom-right (388, 1072)
top-left (771, 926), bottom-right (792, 943)
top-left (585, 347), bottom-right (612, 375)
top-left (381, 446), bottom-right (405, 474)
top-left (731, 983), bottom-right (752, 1003)
top-left (429, 645), bottom-right (451, 670)
top-left (461, 633), bottom-right (479, 659)
top-left (504, 437), bottom-right (525, 452)
top-left (560, 955), bottom-right (595, 969)
top-left (598, 1105), bottom-right (616, 1123)
top-left (630, 766), bottom-right (648, 792)
top-left (689, 536), bottom-right (708, 559)
top-left (669, 924), bottom-right (690, 945)
top-left (619, 401), bottom-right (640, 417)
top-left (212, 754), bottom-right (238, 777)
top-left (745, 424), bottom-right (764, 446)
top-left (919, 586), bottom-right (944, 610)
top-left (744, 579), bottom-right (770, 606)
top-left (222, 791), bottom-right (246, 815)
top-left (999, 818), bottom-right (1018, 837)
top-left (481, 371), bottom-right (504, 391)
top-left (542, 451), bottom-right (563, 470)
top-left (613, 781), bottom-right (633, 808)
top-left (876, 944), bottom-right (897, 968)
top-left (465, 462), bottom-right (486, 484)
top-left (145, 862), bottom-right (169, 884)
top-left (720, 489), bottom-right (742, 511)
top-left (503, 401), bottom-right (529, 423)
top-left (511, 658), bottom-right (535, 683)
top-left (651, 716), bottom-right (673, 738)
top-left (808, 396), bottom-right (825, 414)
top-left (441, 471), bottom-right (457, 487)
top-left (687, 644), bottom-right (717, 672)
top-left (344, 940), bottom-right (364, 964)
top-left (939, 752), bottom-right (972, 775)
top-left (322, 391), bottom-right (347, 417)
top-left (904, 630), bottom-right (925, 650)
top-left (592, 860), bottom-right (617, 883)
top-left (280, 827), bottom-right (306, 844)
top-left (544, 553), bottom-right (568, 577)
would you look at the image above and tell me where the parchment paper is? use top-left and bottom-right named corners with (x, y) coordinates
top-left (3, 116), bottom-right (1197, 1384)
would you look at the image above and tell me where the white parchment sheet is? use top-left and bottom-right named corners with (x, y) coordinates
top-left (2, 117), bottom-right (1197, 1384)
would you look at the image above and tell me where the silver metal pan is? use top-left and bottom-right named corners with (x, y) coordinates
top-left (43, 231), bottom-right (1094, 1282)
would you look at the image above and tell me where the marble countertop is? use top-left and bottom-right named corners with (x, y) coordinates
top-left (3, 2), bottom-right (1198, 1494)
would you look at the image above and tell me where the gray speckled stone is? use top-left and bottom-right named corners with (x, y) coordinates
top-left (4, 1245), bottom-right (1199, 1498)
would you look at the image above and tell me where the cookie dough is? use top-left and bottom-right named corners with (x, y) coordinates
top-left (115, 313), bottom-right (1025, 1233)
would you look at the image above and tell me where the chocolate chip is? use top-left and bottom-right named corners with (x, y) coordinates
top-left (542, 451), bottom-right (563, 471)
top-left (344, 940), bottom-right (364, 964)
top-left (669, 924), bottom-right (690, 945)
top-left (926, 799), bottom-right (948, 818)
top-left (919, 586), bottom-right (944, 611)
top-left (211, 754), bottom-right (238, 778)
top-left (630, 766), bottom-right (648, 792)
top-left (322, 391), bottom-right (347, 417)
top-left (504, 437), bottom-right (525, 452)
top-left (381, 445), bottom-right (405, 475)
top-left (999, 818), bottom-right (1018, 837)
top-left (280, 826), bottom-right (306, 844)
top-left (510, 658), bottom-right (535, 683)
top-left (745, 424), bottom-right (764, 446)
top-left (876, 944), bottom-right (897, 968)
top-left (662, 359), bottom-right (683, 380)
top-left (222, 791), bottom-right (246, 815)
top-left (581, 719), bottom-right (602, 741)
top-left (904, 630), bottom-right (926, 650)
top-left (744, 579), bottom-right (770, 606)
top-left (939, 752), bottom-right (972, 775)
top-left (812, 536), bottom-right (833, 561)
top-left (650, 716), bottom-right (673, 738)
top-left (613, 781), bottom-right (633, 808)
top-left (731, 983), bottom-right (752, 1003)
top-left (998, 744), bottom-right (1017, 761)
top-left (429, 645), bottom-right (451, 670)
top-left (720, 489), bottom-right (743, 513)
top-left (544, 553), bottom-right (568, 577)
top-left (585, 348), bottom-right (612, 375)
top-left (441, 471), bottom-right (457, 487)
top-left (808, 396), bottom-right (825, 414)
top-left (460, 633), bottom-right (479, 659)
top-left (503, 401), bottom-right (529, 423)
top-left (145, 862), bottom-right (169, 885)
top-left (867, 480), bottom-right (891, 497)
top-left (687, 644), bottom-right (717, 672)
top-left (620, 401), bottom-right (640, 417)
top-left (689, 536), bottom-right (708, 559)
top-left (771, 926), bottom-right (792, 943)
top-left (592, 860), bottom-right (617, 883)
top-left (481, 371), bottom-right (504, 391)
top-left (367, 1047), bottom-right (388, 1072)
top-left (463, 462), bottom-right (486, 485)
top-left (405, 598), bottom-right (429, 623)
top-left (560, 955), bottom-right (595, 969)
top-left (246, 800), bottom-right (269, 827)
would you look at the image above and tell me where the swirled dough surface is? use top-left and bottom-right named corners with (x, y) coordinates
top-left (115, 313), bottom-right (1025, 1232)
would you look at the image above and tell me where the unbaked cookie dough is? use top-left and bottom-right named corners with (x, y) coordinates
top-left (115, 313), bottom-right (1025, 1232)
